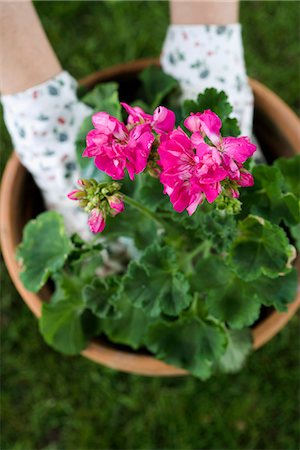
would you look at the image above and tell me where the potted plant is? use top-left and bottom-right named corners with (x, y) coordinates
top-left (1, 59), bottom-right (300, 379)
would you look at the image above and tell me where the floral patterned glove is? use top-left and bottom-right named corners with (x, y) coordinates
top-left (1, 71), bottom-right (93, 238)
top-left (161, 24), bottom-right (254, 137)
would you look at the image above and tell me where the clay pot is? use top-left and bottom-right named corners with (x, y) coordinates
top-left (1, 58), bottom-right (300, 376)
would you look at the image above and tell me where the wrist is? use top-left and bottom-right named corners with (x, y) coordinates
top-left (170, 0), bottom-right (239, 25)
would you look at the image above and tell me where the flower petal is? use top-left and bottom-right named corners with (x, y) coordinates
top-left (185, 110), bottom-right (222, 145)
top-left (121, 102), bottom-right (152, 124)
top-left (152, 106), bottom-right (175, 134)
top-left (222, 137), bottom-right (256, 163)
top-left (200, 182), bottom-right (222, 203)
top-left (197, 110), bottom-right (222, 145)
top-left (94, 152), bottom-right (126, 179)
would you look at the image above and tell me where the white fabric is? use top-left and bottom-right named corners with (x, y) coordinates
top-left (161, 24), bottom-right (254, 137)
top-left (1, 71), bottom-right (93, 238)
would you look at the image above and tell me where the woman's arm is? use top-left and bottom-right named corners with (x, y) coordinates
top-left (0, 0), bottom-right (61, 94)
top-left (0, 1), bottom-right (93, 238)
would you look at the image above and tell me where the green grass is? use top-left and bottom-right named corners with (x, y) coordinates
top-left (1, 2), bottom-right (300, 449)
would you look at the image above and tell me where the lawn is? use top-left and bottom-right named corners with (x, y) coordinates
top-left (1, 1), bottom-right (300, 449)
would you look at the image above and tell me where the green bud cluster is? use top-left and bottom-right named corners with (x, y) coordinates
top-left (76, 179), bottom-right (122, 215)
top-left (215, 194), bottom-right (242, 215)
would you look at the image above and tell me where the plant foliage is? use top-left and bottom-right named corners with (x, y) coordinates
top-left (16, 68), bottom-right (299, 379)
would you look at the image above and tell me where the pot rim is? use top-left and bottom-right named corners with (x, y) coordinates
top-left (1, 58), bottom-right (300, 376)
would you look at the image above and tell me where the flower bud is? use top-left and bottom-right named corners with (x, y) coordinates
top-left (88, 209), bottom-right (106, 233)
top-left (67, 190), bottom-right (83, 201)
top-left (108, 195), bottom-right (125, 216)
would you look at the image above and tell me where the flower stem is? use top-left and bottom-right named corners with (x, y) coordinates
top-left (182, 240), bottom-right (212, 266)
top-left (123, 195), bottom-right (166, 229)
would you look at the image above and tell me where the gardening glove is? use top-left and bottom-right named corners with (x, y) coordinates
top-left (1, 72), bottom-right (138, 268)
top-left (161, 24), bottom-right (254, 137)
top-left (1, 71), bottom-right (93, 239)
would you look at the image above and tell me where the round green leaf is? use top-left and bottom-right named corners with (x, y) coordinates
top-left (16, 212), bottom-right (73, 292)
top-left (229, 215), bottom-right (295, 281)
top-left (122, 244), bottom-right (192, 317)
top-left (146, 317), bottom-right (228, 380)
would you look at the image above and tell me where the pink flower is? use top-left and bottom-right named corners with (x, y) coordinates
top-left (121, 102), bottom-right (175, 134)
top-left (185, 110), bottom-right (222, 146)
top-left (184, 110), bottom-right (256, 165)
top-left (158, 128), bottom-right (228, 215)
top-left (184, 109), bottom-right (256, 194)
top-left (88, 209), bottom-right (106, 233)
top-left (83, 112), bottom-right (154, 180)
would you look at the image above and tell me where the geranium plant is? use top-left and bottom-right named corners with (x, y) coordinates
top-left (17, 67), bottom-right (300, 379)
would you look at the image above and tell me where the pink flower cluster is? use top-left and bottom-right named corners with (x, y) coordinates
top-left (158, 110), bottom-right (256, 215)
top-left (83, 103), bottom-right (175, 180)
top-left (73, 103), bottom-right (256, 233)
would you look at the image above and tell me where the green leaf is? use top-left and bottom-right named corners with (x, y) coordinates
top-left (218, 329), bottom-right (252, 373)
top-left (122, 244), bottom-right (192, 317)
top-left (241, 164), bottom-right (300, 226)
top-left (138, 66), bottom-right (179, 110)
top-left (146, 317), bottom-right (227, 379)
top-left (193, 257), bottom-right (261, 329)
top-left (16, 212), bottom-right (73, 292)
top-left (40, 300), bottom-right (87, 355)
top-left (70, 250), bottom-right (103, 282)
top-left (206, 282), bottom-right (261, 329)
top-left (101, 294), bottom-right (154, 349)
top-left (134, 174), bottom-right (165, 212)
top-left (103, 205), bottom-right (160, 249)
top-left (166, 205), bottom-right (237, 254)
top-left (274, 155), bottom-right (300, 197)
top-left (181, 99), bottom-right (197, 118)
top-left (82, 82), bottom-right (122, 119)
top-left (183, 88), bottom-right (232, 120)
top-left (192, 255), bottom-right (298, 326)
top-left (221, 117), bottom-right (240, 137)
top-left (229, 215), bottom-right (295, 281)
top-left (83, 277), bottom-right (120, 319)
top-left (196, 88), bottom-right (233, 119)
top-left (255, 268), bottom-right (298, 312)
top-left (291, 223), bottom-right (300, 251)
top-left (39, 273), bottom-right (87, 355)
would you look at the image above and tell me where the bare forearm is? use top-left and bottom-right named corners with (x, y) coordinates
top-left (0, 1), bottom-right (61, 94)
top-left (170, 0), bottom-right (239, 25)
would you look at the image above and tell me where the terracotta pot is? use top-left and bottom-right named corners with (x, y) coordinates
top-left (1, 58), bottom-right (300, 377)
